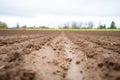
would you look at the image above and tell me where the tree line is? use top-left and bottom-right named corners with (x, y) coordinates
top-left (98, 21), bottom-right (116, 29)
top-left (62, 21), bottom-right (117, 29)
top-left (0, 21), bottom-right (118, 29)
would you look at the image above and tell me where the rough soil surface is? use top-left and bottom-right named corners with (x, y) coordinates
top-left (0, 30), bottom-right (120, 80)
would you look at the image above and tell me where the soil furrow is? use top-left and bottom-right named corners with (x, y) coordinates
top-left (0, 30), bottom-right (120, 80)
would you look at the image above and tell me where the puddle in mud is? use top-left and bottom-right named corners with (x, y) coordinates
top-left (66, 57), bottom-right (82, 80)
top-left (64, 41), bottom-right (83, 80)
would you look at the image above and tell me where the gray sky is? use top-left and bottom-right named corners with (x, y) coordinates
top-left (0, 0), bottom-right (120, 27)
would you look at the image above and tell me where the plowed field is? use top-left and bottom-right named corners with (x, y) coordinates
top-left (0, 30), bottom-right (120, 80)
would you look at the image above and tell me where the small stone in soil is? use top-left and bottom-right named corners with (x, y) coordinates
top-left (98, 63), bottom-right (104, 68)
top-left (62, 73), bottom-right (66, 78)
top-left (87, 67), bottom-right (90, 69)
top-left (76, 61), bottom-right (80, 64)
top-left (116, 77), bottom-right (120, 80)
top-left (80, 71), bottom-right (83, 73)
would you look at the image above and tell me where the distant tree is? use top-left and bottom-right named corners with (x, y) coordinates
top-left (103, 24), bottom-right (106, 29)
top-left (0, 21), bottom-right (8, 28)
top-left (40, 26), bottom-right (49, 28)
top-left (72, 22), bottom-right (77, 29)
top-left (98, 24), bottom-right (106, 29)
top-left (87, 21), bottom-right (94, 29)
top-left (99, 25), bottom-right (103, 29)
top-left (63, 26), bottom-right (68, 29)
top-left (110, 21), bottom-right (116, 29)
top-left (16, 23), bottom-right (20, 28)
top-left (2, 22), bottom-right (7, 28)
top-left (22, 25), bottom-right (27, 28)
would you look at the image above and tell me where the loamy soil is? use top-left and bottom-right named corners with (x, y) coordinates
top-left (0, 30), bottom-right (120, 80)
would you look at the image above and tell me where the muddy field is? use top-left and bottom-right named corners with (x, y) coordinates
top-left (0, 30), bottom-right (120, 80)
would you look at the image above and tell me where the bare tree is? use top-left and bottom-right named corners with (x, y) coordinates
top-left (87, 21), bottom-right (94, 29)
top-left (16, 23), bottom-right (20, 28)
top-left (71, 22), bottom-right (77, 29)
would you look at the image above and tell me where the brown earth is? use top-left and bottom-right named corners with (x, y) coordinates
top-left (0, 30), bottom-right (120, 80)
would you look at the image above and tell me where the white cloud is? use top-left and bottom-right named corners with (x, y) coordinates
top-left (0, 0), bottom-right (120, 28)
top-left (0, 0), bottom-right (120, 16)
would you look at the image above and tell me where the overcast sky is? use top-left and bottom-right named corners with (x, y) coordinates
top-left (0, 0), bottom-right (120, 28)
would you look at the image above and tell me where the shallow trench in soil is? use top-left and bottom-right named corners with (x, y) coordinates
top-left (64, 37), bottom-right (83, 80)
top-left (23, 32), bottom-right (83, 80)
